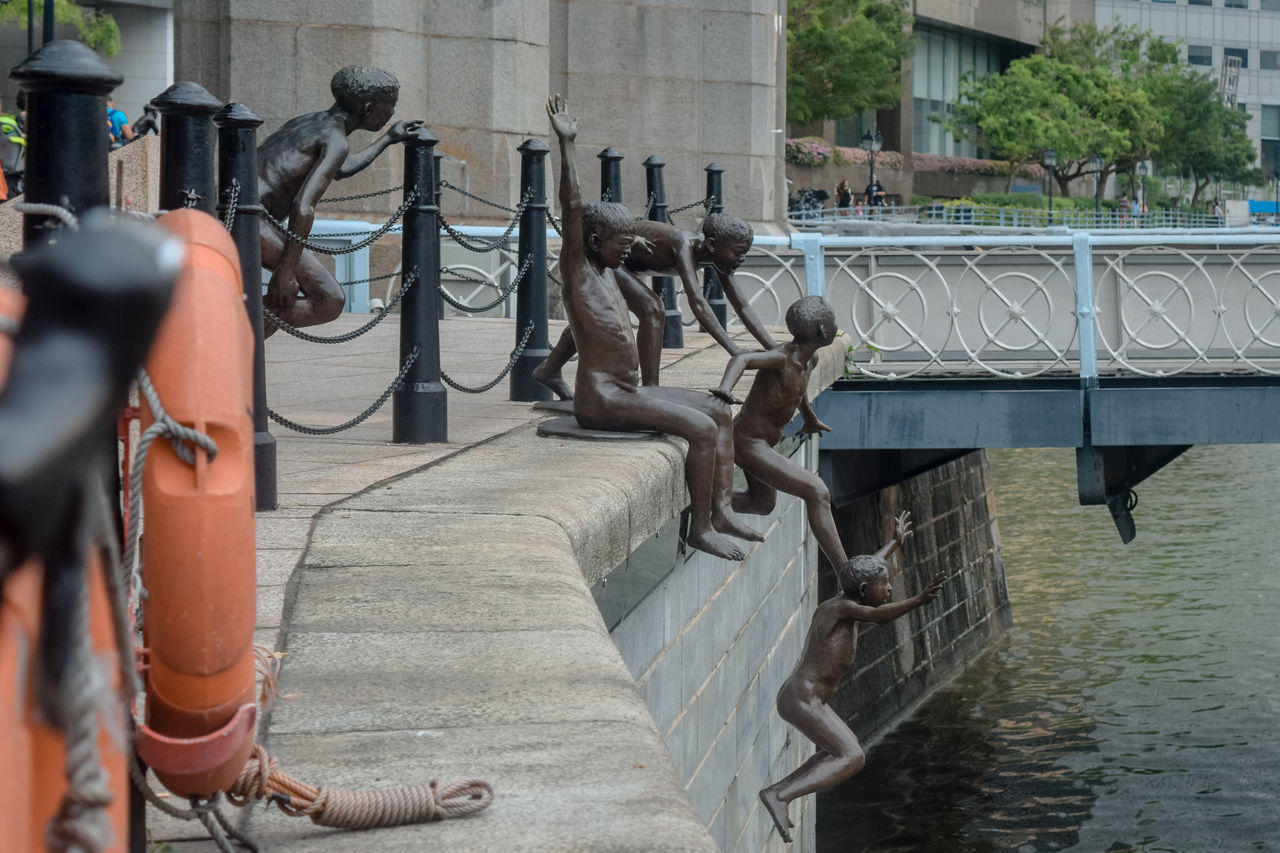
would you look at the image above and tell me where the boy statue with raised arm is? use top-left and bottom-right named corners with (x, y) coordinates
top-left (258, 65), bottom-right (420, 333)
top-left (546, 94), bottom-right (759, 561)
top-left (758, 512), bottom-right (944, 843)
top-left (532, 212), bottom-right (774, 400)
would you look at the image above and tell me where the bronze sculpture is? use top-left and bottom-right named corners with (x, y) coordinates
top-left (257, 65), bottom-right (420, 334)
top-left (532, 213), bottom-right (775, 400)
top-left (546, 94), bottom-right (759, 561)
top-left (758, 513), bottom-right (943, 843)
top-left (710, 296), bottom-right (847, 570)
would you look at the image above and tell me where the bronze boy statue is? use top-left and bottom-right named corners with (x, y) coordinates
top-left (710, 295), bottom-right (846, 570)
top-left (532, 212), bottom-right (776, 400)
top-left (758, 512), bottom-right (944, 843)
top-left (546, 94), bottom-right (759, 561)
top-left (258, 65), bottom-right (420, 333)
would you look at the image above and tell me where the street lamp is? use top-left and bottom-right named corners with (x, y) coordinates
top-left (1089, 154), bottom-right (1104, 216)
top-left (1137, 161), bottom-right (1148, 225)
top-left (861, 129), bottom-right (882, 206)
top-left (1043, 148), bottom-right (1057, 224)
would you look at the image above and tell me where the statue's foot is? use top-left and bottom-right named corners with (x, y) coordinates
top-left (686, 528), bottom-right (746, 562)
top-left (759, 789), bottom-right (793, 844)
top-left (531, 362), bottom-right (573, 400)
top-left (713, 508), bottom-right (765, 542)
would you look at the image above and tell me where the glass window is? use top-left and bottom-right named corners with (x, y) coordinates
top-left (1263, 0), bottom-right (1280, 9)
top-left (1224, 47), bottom-right (1249, 68)
top-left (1263, 51), bottom-right (1280, 70)
top-left (1188, 45), bottom-right (1214, 66)
top-left (1263, 139), bottom-right (1280, 180)
top-left (1189, 0), bottom-right (1212, 5)
top-left (1262, 104), bottom-right (1280, 139)
top-left (1225, 0), bottom-right (1248, 8)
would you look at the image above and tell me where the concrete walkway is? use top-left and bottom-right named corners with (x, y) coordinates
top-left (150, 314), bottom-right (824, 852)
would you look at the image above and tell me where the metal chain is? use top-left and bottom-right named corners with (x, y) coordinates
top-left (317, 184), bottom-right (404, 204)
top-left (267, 347), bottom-right (420, 434)
top-left (441, 321), bottom-right (534, 393)
top-left (637, 193), bottom-right (656, 221)
top-left (220, 178), bottom-right (240, 233)
top-left (547, 212), bottom-right (563, 237)
top-left (261, 191), bottom-right (415, 255)
top-left (264, 272), bottom-right (417, 343)
top-left (438, 187), bottom-right (532, 253)
top-left (439, 258), bottom-right (531, 314)
top-left (667, 195), bottom-right (713, 217)
top-left (440, 180), bottom-right (518, 213)
top-left (335, 269), bottom-right (403, 289)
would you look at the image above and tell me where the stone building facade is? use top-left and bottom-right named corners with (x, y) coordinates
top-left (169, 0), bottom-right (787, 223)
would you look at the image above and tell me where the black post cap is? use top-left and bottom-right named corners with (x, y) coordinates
top-left (518, 138), bottom-right (549, 155)
top-left (153, 81), bottom-right (224, 116)
top-left (213, 102), bottom-right (263, 129)
top-left (598, 147), bottom-right (623, 161)
top-left (10, 39), bottom-right (122, 95)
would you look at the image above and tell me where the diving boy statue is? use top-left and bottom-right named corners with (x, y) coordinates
top-left (258, 65), bottom-right (420, 333)
top-left (710, 295), bottom-right (847, 571)
top-left (758, 512), bottom-right (944, 843)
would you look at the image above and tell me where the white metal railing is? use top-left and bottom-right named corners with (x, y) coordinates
top-left (787, 204), bottom-right (1232, 230)
top-left (316, 220), bottom-right (1280, 380)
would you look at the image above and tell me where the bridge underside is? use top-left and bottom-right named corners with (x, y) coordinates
top-left (815, 376), bottom-right (1280, 542)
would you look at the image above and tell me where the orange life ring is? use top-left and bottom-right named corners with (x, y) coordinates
top-left (0, 288), bottom-right (130, 851)
top-left (135, 208), bottom-right (257, 798)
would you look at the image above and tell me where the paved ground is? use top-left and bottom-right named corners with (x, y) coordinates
top-left (147, 313), bottom-right (759, 851)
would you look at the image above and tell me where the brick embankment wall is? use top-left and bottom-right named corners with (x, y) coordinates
top-left (826, 449), bottom-right (1012, 745)
top-left (609, 439), bottom-right (823, 853)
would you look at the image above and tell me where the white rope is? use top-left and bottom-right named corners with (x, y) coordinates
top-left (14, 201), bottom-right (80, 231)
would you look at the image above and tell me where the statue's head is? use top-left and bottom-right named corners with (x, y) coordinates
top-left (785, 295), bottom-right (837, 347)
top-left (701, 213), bottom-right (753, 275)
top-left (331, 65), bottom-right (400, 131)
top-left (583, 201), bottom-right (634, 269)
top-left (839, 554), bottom-right (890, 603)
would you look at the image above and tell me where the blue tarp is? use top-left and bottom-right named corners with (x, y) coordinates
top-left (1247, 200), bottom-right (1280, 214)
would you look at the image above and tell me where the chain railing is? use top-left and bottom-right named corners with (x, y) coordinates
top-left (440, 321), bottom-right (535, 394)
top-left (262, 191), bottom-right (415, 254)
top-left (266, 347), bottom-right (420, 435)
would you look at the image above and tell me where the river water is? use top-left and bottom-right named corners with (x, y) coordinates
top-left (817, 445), bottom-right (1280, 852)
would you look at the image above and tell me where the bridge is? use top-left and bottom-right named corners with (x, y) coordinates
top-left (742, 229), bottom-right (1280, 542)
top-left (320, 221), bottom-right (1280, 542)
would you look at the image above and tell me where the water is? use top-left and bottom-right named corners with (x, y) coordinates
top-left (817, 445), bottom-right (1280, 852)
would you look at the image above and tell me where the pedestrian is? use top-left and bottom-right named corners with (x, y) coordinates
top-left (1118, 193), bottom-right (1130, 226)
top-left (0, 95), bottom-right (25, 197)
top-left (834, 178), bottom-right (852, 217)
top-left (106, 98), bottom-right (134, 149)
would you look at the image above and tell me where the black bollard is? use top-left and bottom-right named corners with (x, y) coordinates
top-left (393, 127), bottom-right (447, 443)
top-left (214, 102), bottom-right (276, 512)
top-left (434, 149), bottom-right (445, 321)
top-left (598, 147), bottom-right (623, 203)
top-left (153, 81), bottom-right (223, 216)
top-left (510, 138), bottom-right (551, 402)
top-left (643, 155), bottom-right (683, 348)
top-left (11, 40), bottom-right (121, 248)
top-left (702, 163), bottom-right (729, 331)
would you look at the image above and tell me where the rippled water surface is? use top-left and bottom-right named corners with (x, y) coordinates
top-left (817, 446), bottom-right (1280, 852)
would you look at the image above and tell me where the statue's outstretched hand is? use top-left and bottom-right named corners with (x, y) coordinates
top-left (546, 94), bottom-right (577, 141)
top-left (799, 415), bottom-right (831, 436)
top-left (386, 119), bottom-right (423, 143)
top-left (918, 572), bottom-right (944, 605)
top-left (893, 510), bottom-right (913, 546)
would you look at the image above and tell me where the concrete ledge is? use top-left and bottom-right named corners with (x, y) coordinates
top-left (248, 334), bottom-right (847, 851)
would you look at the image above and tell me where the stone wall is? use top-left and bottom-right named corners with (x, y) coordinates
top-left (172, 0), bottom-right (787, 224)
top-left (608, 438), bottom-right (822, 853)
top-left (825, 450), bottom-right (1011, 745)
top-left (608, 447), bottom-right (1011, 852)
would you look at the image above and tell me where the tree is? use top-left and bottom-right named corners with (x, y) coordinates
top-left (786, 0), bottom-right (914, 126)
top-left (1147, 66), bottom-right (1259, 206)
top-left (948, 22), bottom-right (1167, 196)
top-left (0, 0), bottom-right (121, 58)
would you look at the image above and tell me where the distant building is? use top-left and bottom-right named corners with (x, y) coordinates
top-left (1097, 0), bottom-right (1280, 195)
